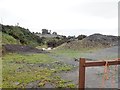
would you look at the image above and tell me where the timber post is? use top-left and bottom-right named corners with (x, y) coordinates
top-left (79, 58), bottom-right (85, 90)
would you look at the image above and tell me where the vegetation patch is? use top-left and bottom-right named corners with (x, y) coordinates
top-left (2, 32), bottom-right (20, 45)
top-left (1, 25), bottom-right (43, 47)
top-left (2, 53), bottom-right (55, 64)
top-left (51, 48), bottom-right (100, 58)
top-left (2, 53), bottom-right (76, 88)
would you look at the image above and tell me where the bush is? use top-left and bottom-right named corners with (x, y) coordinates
top-left (46, 38), bottom-right (67, 48)
top-left (77, 35), bottom-right (87, 40)
top-left (47, 40), bottom-right (57, 48)
top-left (2, 24), bottom-right (44, 47)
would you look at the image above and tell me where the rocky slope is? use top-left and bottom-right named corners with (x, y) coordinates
top-left (61, 33), bottom-right (118, 50)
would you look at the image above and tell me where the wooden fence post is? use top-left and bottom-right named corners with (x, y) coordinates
top-left (78, 58), bottom-right (120, 89)
top-left (79, 58), bottom-right (85, 90)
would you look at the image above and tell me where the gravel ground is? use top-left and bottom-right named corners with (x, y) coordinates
top-left (83, 46), bottom-right (118, 60)
top-left (48, 46), bottom-right (119, 88)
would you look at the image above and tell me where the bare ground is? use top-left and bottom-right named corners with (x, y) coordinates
top-left (3, 44), bottom-right (48, 53)
top-left (48, 46), bottom-right (119, 88)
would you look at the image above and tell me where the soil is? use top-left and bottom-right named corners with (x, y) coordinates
top-left (2, 44), bottom-right (47, 53)
top-left (63, 34), bottom-right (118, 50)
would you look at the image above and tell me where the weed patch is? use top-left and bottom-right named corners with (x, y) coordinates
top-left (2, 53), bottom-right (76, 88)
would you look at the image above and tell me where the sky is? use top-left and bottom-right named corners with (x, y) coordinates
top-left (0, 0), bottom-right (119, 36)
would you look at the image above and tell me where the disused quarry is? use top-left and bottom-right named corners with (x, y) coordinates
top-left (1, 30), bottom-right (119, 88)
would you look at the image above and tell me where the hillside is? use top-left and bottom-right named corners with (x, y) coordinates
top-left (1, 24), bottom-right (43, 47)
top-left (2, 32), bottom-right (20, 45)
top-left (58, 33), bottom-right (118, 50)
top-left (0, 24), bottom-right (119, 50)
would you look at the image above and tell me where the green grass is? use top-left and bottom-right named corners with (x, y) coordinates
top-left (0, 57), bottom-right (2, 88)
top-left (56, 64), bottom-right (73, 72)
top-left (51, 46), bottom-right (104, 59)
top-left (51, 48), bottom-right (91, 58)
top-left (3, 67), bottom-right (53, 88)
top-left (0, 32), bottom-right (2, 88)
top-left (2, 53), bottom-right (76, 88)
top-left (51, 49), bottom-right (80, 57)
top-left (2, 32), bottom-right (20, 45)
top-left (2, 53), bottom-right (56, 88)
top-left (2, 53), bottom-right (56, 64)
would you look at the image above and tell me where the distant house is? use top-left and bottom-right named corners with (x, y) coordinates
top-left (36, 29), bottom-right (61, 38)
top-left (42, 29), bottom-right (51, 34)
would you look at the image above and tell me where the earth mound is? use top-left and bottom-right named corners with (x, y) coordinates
top-left (2, 44), bottom-right (47, 53)
top-left (60, 33), bottom-right (118, 50)
top-left (84, 33), bottom-right (118, 46)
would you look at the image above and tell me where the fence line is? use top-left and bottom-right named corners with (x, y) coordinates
top-left (79, 58), bottom-right (120, 90)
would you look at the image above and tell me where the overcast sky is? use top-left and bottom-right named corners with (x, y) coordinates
top-left (0, 0), bottom-right (119, 36)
